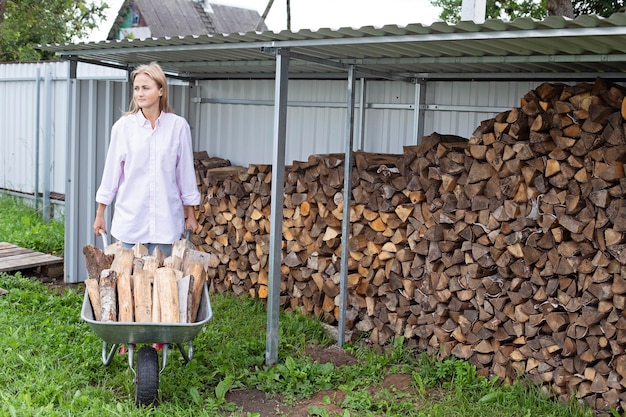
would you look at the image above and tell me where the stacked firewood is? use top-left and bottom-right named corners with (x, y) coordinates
top-left (83, 239), bottom-right (209, 323)
top-left (193, 152), bottom-right (410, 325)
top-left (399, 80), bottom-right (626, 413)
top-left (191, 78), bottom-right (626, 414)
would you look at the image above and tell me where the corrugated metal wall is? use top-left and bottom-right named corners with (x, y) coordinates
top-left (425, 80), bottom-right (538, 139)
top-left (0, 63), bottom-right (63, 197)
top-left (1, 61), bottom-right (547, 282)
top-left (0, 62), bottom-right (126, 201)
top-left (193, 79), bottom-right (534, 166)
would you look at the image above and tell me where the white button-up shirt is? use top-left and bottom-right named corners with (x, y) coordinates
top-left (96, 111), bottom-right (201, 244)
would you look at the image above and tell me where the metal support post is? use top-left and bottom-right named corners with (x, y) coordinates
top-left (43, 64), bottom-right (53, 222)
top-left (338, 65), bottom-right (356, 347)
top-left (64, 59), bottom-right (78, 282)
top-left (265, 48), bottom-right (290, 365)
top-left (413, 80), bottom-right (426, 145)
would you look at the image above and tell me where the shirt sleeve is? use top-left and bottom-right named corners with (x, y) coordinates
top-left (176, 119), bottom-right (201, 206)
top-left (95, 120), bottom-right (125, 205)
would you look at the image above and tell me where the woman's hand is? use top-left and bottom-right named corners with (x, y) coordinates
top-left (93, 203), bottom-right (107, 235)
top-left (184, 205), bottom-right (199, 235)
top-left (93, 216), bottom-right (106, 236)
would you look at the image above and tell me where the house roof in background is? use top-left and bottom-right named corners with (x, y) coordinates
top-left (209, 3), bottom-right (266, 34)
top-left (106, 0), bottom-right (266, 40)
top-left (47, 13), bottom-right (626, 81)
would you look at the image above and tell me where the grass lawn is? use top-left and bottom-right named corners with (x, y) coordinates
top-left (0, 195), bottom-right (64, 256)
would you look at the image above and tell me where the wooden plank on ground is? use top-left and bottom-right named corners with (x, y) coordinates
top-left (0, 242), bottom-right (63, 273)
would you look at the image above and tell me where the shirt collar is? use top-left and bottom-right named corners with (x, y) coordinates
top-left (135, 110), bottom-right (163, 127)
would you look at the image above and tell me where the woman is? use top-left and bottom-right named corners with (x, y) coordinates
top-left (93, 62), bottom-right (200, 256)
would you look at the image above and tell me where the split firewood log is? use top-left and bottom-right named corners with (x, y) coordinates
top-left (133, 269), bottom-right (152, 323)
top-left (110, 247), bottom-right (135, 322)
top-left (177, 274), bottom-right (195, 323)
top-left (84, 278), bottom-right (101, 321)
top-left (183, 249), bottom-right (210, 322)
top-left (154, 267), bottom-right (181, 323)
top-left (99, 269), bottom-right (117, 322)
top-left (82, 244), bottom-right (113, 281)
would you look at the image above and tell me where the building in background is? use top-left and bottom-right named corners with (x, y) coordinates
top-left (107, 0), bottom-right (267, 40)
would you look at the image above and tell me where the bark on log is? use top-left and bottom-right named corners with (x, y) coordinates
top-left (99, 269), bottom-right (117, 322)
top-left (84, 278), bottom-right (101, 321)
top-left (183, 249), bottom-right (210, 322)
top-left (83, 244), bottom-right (113, 281)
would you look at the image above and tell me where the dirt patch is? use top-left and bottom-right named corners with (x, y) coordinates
top-left (305, 344), bottom-right (359, 367)
top-left (227, 373), bottom-right (418, 416)
top-left (226, 345), bottom-right (359, 417)
top-left (226, 388), bottom-right (290, 416)
top-left (225, 346), bottom-right (419, 417)
top-left (378, 373), bottom-right (413, 392)
top-left (31, 268), bottom-right (73, 295)
top-left (286, 389), bottom-right (347, 417)
top-left (226, 388), bottom-right (348, 417)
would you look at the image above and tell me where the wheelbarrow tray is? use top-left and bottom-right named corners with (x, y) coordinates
top-left (81, 283), bottom-right (212, 345)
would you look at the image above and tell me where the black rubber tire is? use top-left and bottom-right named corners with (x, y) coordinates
top-left (135, 346), bottom-right (159, 406)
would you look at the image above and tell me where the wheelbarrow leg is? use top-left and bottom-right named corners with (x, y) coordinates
top-left (101, 342), bottom-right (119, 365)
top-left (173, 341), bottom-right (194, 363)
top-left (157, 343), bottom-right (188, 372)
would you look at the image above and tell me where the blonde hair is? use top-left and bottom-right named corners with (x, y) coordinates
top-left (126, 62), bottom-right (172, 114)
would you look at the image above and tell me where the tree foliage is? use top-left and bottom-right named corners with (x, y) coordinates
top-left (573, 0), bottom-right (625, 16)
top-left (0, 0), bottom-right (108, 62)
top-left (430, 0), bottom-right (625, 23)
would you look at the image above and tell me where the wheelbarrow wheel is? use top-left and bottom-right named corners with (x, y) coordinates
top-left (135, 346), bottom-right (159, 406)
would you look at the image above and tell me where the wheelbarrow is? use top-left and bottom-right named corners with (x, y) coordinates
top-left (80, 233), bottom-right (213, 405)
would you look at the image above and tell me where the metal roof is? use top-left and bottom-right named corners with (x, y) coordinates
top-left (45, 13), bottom-right (626, 81)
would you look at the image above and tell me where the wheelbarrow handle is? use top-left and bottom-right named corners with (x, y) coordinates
top-left (100, 231), bottom-right (109, 248)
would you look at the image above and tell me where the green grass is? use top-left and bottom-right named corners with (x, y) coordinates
top-left (0, 194), bottom-right (598, 417)
top-left (0, 273), bottom-right (595, 417)
top-left (0, 194), bottom-right (64, 256)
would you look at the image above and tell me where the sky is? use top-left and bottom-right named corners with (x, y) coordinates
top-left (88, 0), bottom-right (442, 42)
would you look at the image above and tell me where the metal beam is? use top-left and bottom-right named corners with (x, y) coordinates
top-left (34, 68), bottom-right (41, 212)
top-left (194, 98), bottom-right (418, 109)
top-left (338, 65), bottom-right (356, 347)
top-left (345, 53), bottom-right (626, 66)
top-left (413, 80), bottom-right (426, 145)
top-left (42, 64), bottom-right (52, 222)
top-left (65, 60), bottom-right (79, 283)
top-left (265, 47), bottom-right (290, 365)
top-left (357, 78), bottom-right (366, 150)
top-left (61, 55), bottom-right (194, 82)
top-left (282, 50), bottom-right (413, 83)
top-left (413, 72), bottom-right (626, 81)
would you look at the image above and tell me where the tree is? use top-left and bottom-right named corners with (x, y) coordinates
top-left (573, 0), bottom-right (625, 16)
top-left (0, 0), bottom-right (108, 62)
top-left (430, 0), bottom-right (624, 23)
top-left (431, 0), bottom-right (546, 23)
top-left (547, 0), bottom-right (573, 16)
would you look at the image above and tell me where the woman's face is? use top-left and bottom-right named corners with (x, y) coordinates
top-left (133, 72), bottom-right (162, 112)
